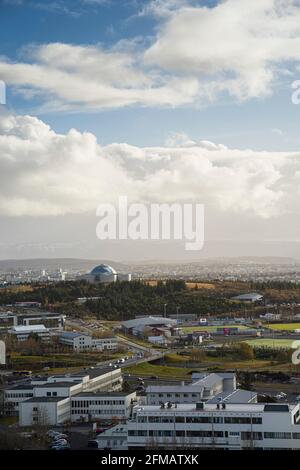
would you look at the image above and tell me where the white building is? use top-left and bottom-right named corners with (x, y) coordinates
top-left (127, 402), bottom-right (300, 450)
top-left (94, 424), bottom-right (128, 450)
top-left (147, 335), bottom-right (167, 346)
top-left (58, 332), bottom-right (118, 351)
top-left (5, 366), bottom-right (123, 420)
top-left (9, 324), bottom-right (51, 342)
top-left (71, 391), bottom-right (136, 422)
top-left (19, 397), bottom-right (70, 426)
top-left (146, 373), bottom-right (238, 405)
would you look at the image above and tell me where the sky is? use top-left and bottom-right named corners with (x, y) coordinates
top-left (1, 0), bottom-right (300, 261)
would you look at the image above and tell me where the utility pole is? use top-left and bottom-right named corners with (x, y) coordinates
top-left (164, 303), bottom-right (167, 318)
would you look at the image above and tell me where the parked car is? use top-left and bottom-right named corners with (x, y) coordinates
top-left (88, 440), bottom-right (99, 448)
top-left (52, 439), bottom-right (68, 446)
top-left (53, 434), bottom-right (68, 441)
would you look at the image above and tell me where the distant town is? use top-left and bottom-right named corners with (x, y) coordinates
top-left (1, 260), bottom-right (300, 450)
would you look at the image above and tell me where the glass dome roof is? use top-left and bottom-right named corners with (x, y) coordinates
top-left (90, 264), bottom-right (117, 276)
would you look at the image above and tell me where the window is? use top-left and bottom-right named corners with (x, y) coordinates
top-left (264, 432), bottom-right (291, 439)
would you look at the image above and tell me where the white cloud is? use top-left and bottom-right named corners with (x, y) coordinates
top-left (1, 111), bottom-right (300, 219)
top-left (145, 0), bottom-right (300, 100)
top-left (1, 1), bottom-right (300, 109)
top-left (0, 42), bottom-right (199, 110)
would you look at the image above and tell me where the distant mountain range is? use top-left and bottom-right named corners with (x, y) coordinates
top-left (0, 256), bottom-right (299, 273)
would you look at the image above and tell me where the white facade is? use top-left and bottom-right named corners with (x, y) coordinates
top-left (95, 425), bottom-right (128, 450)
top-left (59, 332), bottom-right (118, 351)
top-left (4, 385), bottom-right (34, 415)
top-left (146, 373), bottom-right (238, 406)
top-left (9, 324), bottom-right (50, 342)
top-left (147, 335), bottom-right (167, 346)
top-left (4, 366), bottom-right (123, 422)
top-left (127, 402), bottom-right (300, 450)
top-left (71, 392), bottom-right (136, 422)
top-left (19, 397), bottom-right (70, 426)
top-left (92, 337), bottom-right (118, 351)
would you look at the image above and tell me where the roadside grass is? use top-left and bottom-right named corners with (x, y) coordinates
top-left (124, 358), bottom-right (276, 377)
top-left (124, 362), bottom-right (195, 378)
top-left (117, 333), bottom-right (164, 349)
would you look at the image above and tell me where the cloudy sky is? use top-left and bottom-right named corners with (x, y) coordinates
top-left (1, 0), bottom-right (300, 261)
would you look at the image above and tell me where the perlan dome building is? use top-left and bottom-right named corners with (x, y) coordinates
top-left (81, 264), bottom-right (131, 284)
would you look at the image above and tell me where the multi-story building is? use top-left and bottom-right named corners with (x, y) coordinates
top-left (9, 324), bottom-right (51, 342)
top-left (4, 366), bottom-right (123, 420)
top-left (146, 373), bottom-right (237, 405)
top-left (93, 425), bottom-right (128, 450)
top-left (19, 397), bottom-right (71, 427)
top-left (58, 332), bottom-right (118, 352)
top-left (127, 402), bottom-right (300, 450)
top-left (71, 391), bottom-right (136, 422)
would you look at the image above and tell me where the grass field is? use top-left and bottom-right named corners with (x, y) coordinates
top-left (124, 357), bottom-right (280, 376)
top-left (124, 361), bottom-right (195, 378)
top-left (181, 324), bottom-right (249, 333)
top-left (245, 338), bottom-right (295, 349)
top-left (266, 323), bottom-right (300, 331)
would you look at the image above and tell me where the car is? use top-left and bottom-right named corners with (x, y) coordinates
top-left (52, 439), bottom-right (68, 446)
top-left (47, 430), bottom-right (61, 438)
top-left (109, 363), bottom-right (113, 367)
top-left (150, 375), bottom-right (158, 380)
top-left (50, 444), bottom-right (70, 451)
top-left (88, 440), bottom-right (99, 448)
top-left (53, 434), bottom-right (68, 440)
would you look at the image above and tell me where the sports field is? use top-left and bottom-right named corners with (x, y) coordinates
top-left (245, 338), bottom-right (295, 349)
top-left (182, 324), bottom-right (249, 333)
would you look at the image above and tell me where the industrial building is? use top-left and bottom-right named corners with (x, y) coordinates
top-left (122, 316), bottom-right (177, 336)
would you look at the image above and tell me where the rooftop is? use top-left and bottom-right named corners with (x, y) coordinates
top-left (207, 389), bottom-right (257, 404)
top-left (24, 397), bottom-right (68, 403)
top-left (11, 324), bottom-right (48, 333)
top-left (73, 391), bottom-right (134, 398)
top-left (122, 316), bottom-right (177, 329)
top-left (133, 403), bottom-right (298, 414)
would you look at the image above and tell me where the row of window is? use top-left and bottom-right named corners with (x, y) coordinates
top-left (5, 393), bottom-right (33, 398)
top-left (128, 430), bottom-right (300, 441)
top-left (71, 409), bottom-right (125, 415)
top-left (137, 416), bottom-right (262, 425)
top-left (72, 400), bottom-right (125, 407)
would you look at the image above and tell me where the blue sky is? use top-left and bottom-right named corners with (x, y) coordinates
top-left (0, 0), bottom-right (299, 150)
top-left (1, 0), bottom-right (300, 260)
